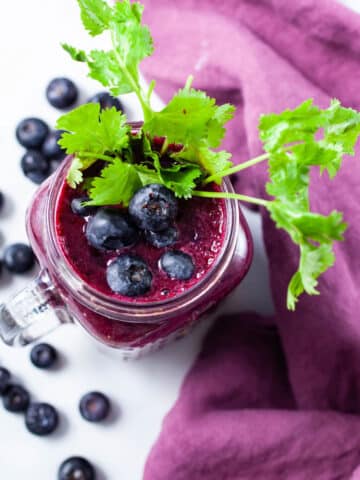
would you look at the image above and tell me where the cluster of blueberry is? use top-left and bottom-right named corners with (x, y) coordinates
top-left (1, 342), bottom-right (110, 479)
top-left (15, 77), bottom-right (123, 185)
top-left (73, 183), bottom-right (195, 296)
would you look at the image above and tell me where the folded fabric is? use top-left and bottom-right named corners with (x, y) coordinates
top-left (141, 0), bottom-right (360, 478)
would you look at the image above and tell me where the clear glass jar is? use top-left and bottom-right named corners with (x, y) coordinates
top-left (0, 154), bottom-right (253, 357)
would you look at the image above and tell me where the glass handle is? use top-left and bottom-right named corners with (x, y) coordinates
top-left (0, 270), bottom-right (73, 346)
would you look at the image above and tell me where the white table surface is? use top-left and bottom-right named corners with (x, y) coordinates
top-left (0, 0), bottom-right (357, 478)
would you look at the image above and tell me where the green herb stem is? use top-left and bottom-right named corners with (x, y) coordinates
top-left (192, 190), bottom-right (270, 207)
top-left (110, 30), bottom-right (153, 122)
top-left (204, 152), bottom-right (270, 185)
top-left (79, 152), bottom-right (116, 162)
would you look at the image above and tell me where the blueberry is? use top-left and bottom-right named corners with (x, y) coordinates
top-left (106, 254), bottom-right (152, 296)
top-left (71, 197), bottom-right (98, 217)
top-left (0, 367), bottom-right (11, 395)
top-left (3, 384), bottom-right (30, 412)
top-left (145, 226), bottom-right (178, 248)
top-left (3, 243), bottom-right (35, 274)
top-left (30, 343), bottom-right (57, 369)
top-left (160, 251), bottom-right (195, 280)
top-left (129, 184), bottom-right (178, 232)
top-left (25, 402), bottom-right (59, 435)
top-left (86, 208), bottom-right (139, 251)
top-left (16, 118), bottom-right (49, 149)
top-left (21, 150), bottom-right (50, 184)
top-left (79, 392), bottom-right (111, 423)
top-left (0, 191), bottom-right (4, 213)
top-left (42, 130), bottom-right (66, 159)
top-left (88, 91), bottom-right (123, 111)
top-left (46, 77), bottom-right (78, 109)
top-left (58, 457), bottom-right (96, 480)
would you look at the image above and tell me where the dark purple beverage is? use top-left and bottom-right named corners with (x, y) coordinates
top-left (23, 154), bottom-right (252, 355)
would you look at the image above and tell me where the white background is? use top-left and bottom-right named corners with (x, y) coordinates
top-left (0, 1), bottom-right (358, 478)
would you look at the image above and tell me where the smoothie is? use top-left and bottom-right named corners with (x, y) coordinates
top-left (26, 156), bottom-right (252, 353)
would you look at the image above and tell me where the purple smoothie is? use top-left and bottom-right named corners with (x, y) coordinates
top-left (26, 156), bottom-right (252, 353)
top-left (55, 183), bottom-right (226, 303)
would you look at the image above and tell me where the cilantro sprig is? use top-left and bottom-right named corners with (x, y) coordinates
top-left (57, 0), bottom-right (360, 309)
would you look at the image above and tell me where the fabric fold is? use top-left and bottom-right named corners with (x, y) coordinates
top-left (141, 0), bottom-right (360, 478)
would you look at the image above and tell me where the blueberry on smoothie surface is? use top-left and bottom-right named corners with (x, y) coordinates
top-left (129, 184), bottom-right (178, 232)
top-left (88, 91), bottom-right (123, 111)
top-left (3, 243), bottom-right (35, 274)
top-left (58, 456), bottom-right (96, 480)
top-left (106, 254), bottom-right (152, 296)
top-left (145, 226), bottom-right (178, 248)
top-left (79, 391), bottom-right (111, 423)
top-left (30, 343), bottom-right (58, 369)
top-left (25, 402), bottom-right (59, 436)
top-left (85, 208), bottom-right (139, 250)
top-left (46, 77), bottom-right (78, 109)
top-left (42, 130), bottom-right (66, 159)
top-left (0, 367), bottom-right (11, 395)
top-left (21, 150), bottom-right (50, 184)
top-left (160, 251), bottom-right (195, 280)
top-left (71, 197), bottom-right (98, 217)
top-left (3, 384), bottom-right (30, 412)
top-left (16, 118), bottom-right (49, 149)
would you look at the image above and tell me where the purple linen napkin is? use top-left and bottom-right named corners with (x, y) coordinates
top-left (141, 0), bottom-right (360, 478)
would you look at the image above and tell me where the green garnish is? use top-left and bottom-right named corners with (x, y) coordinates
top-left (56, 0), bottom-right (360, 310)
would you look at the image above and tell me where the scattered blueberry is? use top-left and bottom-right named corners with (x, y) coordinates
top-left (3, 243), bottom-right (35, 274)
top-left (30, 343), bottom-right (57, 369)
top-left (71, 197), bottom-right (98, 217)
top-left (25, 402), bottom-right (59, 436)
top-left (0, 191), bottom-right (4, 213)
top-left (42, 130), bottom-right (66, 159)
top-left (0, 367), bottom-right (11, 394)
top-left (88, 91), bottom-right (123, 111)
top-left (79, 392), bottom-right (111, 423)
top-left (46, 77), bottom-right (78, 109)
top-left (21, 150), bottom-right (50, 184)
top-left (145, 226), bottom-right (178, 248)
top-left (160, 250), bottom-right (195, 280)
top-left (16, 118), bottom-right (49, 149)
top-left (106, 254), bottom-right (152, 296)
top-left (86, 208), bottom-right (139, 251)
top-left (3, 384), bottom-right (30, 412)
top-left (129, 184), bottom-right (178, 232)
top-left (58, 457), bottom-right (96, 480)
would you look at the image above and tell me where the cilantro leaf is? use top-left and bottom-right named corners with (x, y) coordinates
top-left (64, 0), bottom-right (153, 113)
top-left (154, 160), bottom-right (203, 198)
top-left (86, 159), bottom-right (142, 206)
top-left (259, 99), bottom-right (324, 152)
top-left (260, 99), bottom-right (356, 309)
top-left (87, 50), bottom-right (133, 95)
top-left (144, 86), bottom-right (234, 185)
top-left (62, 43), bottom-right (87, 62)
top-left (56, 103), bottom-right (130, 155)
top-left (134, 164), bottom-right (161, 185)
top-left (143, 87), bottom-right (220, 146)
top-left (67, 157), bottom-right (85, 188)
top-left (268, 201), bottom-right (346, 310)
top-left (111, 1), bottom-right (154, 75)
top-left (76, 0), bottom-right (112, 36)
